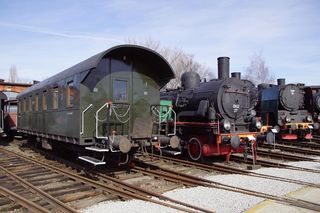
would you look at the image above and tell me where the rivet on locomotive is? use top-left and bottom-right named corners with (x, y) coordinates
top-left (16, 45), bottom-right (175, 166)
top-left (257, 79), bottom-right (319, 143)
top-left (160, 57), bottom-right (263, 161)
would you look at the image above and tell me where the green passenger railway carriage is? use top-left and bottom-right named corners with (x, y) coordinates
top-left (17, 45), bottom-right (175, 165)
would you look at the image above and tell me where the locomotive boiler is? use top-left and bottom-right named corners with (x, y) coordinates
top-left (161, 57), bottom-right (262, 161)
top-left (257, 79), bottom-right (316, 142)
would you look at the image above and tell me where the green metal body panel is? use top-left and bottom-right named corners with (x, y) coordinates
top-left (160, 100), bottom-right (173, 121)
top-left (17, 45), bottom-right (175, 146)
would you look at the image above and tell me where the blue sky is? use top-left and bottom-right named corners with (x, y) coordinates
top-left (0, 0), bottom-right (319, 84)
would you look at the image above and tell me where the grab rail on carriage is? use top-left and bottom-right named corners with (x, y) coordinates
top-left (80, 104), bottom-right (93, 135)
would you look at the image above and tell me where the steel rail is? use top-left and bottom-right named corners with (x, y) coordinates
top-left (260, 143), bottom-right (320, 156)
top-left (133, 161), bottom-right (320, 212)
top-left (256, 149), bottom-right (317, 161)
top-left (27, 145), bottom-right (215, 213)
top-left (0, 185), bottom-right (51, 213)
top-left (230, 155), bottom-right (320, 174)
top-left (276, 140), bottom-right (320, 150)
top-left (140, 155), bottom-right (320, 188)
top-left (0, 147), bottom-right (212, 213)
top-left (0, 165), bottom-right (77, 213)
top-left (96, 173), bottom-right (212, 213)
top-left (30, 147), bottom-right (214, 213)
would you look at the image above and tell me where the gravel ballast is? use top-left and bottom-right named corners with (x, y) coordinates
top-left (81, 161), bottom-right (320, 213)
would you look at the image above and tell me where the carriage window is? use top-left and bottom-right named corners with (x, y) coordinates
top-left (29, 96), bottom-right (32, 112)
top-left (35, 94), bottom-right (39, 111)
top-left (113, 80), bottom-right (128, 102)
top-left (66, 81), bottom-right (74, 107)
top-left (23, 98), bottom-right (27, 112)
top-left (53, 87), bottom-right (59, 109)
top-left (42, 91), bottom-right (47, 110)
top-left (18, 100), bottom-right (21, 113)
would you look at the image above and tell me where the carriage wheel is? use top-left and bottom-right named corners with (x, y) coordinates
top-left (187, 137), bottom-right (202, 161)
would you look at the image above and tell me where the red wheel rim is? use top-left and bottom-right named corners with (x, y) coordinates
top-left (187, 137), bottom-right (202, 161)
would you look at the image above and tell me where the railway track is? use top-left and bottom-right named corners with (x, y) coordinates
top-left (132, 156), bottom-right (320, 212)
top-left (259, 143), bottom-right (320, 156)
top-left (230, 155), bottom-right (320, 174)
top-left (0, 147), bottom-right (213, 213)
top-left (256, 149), bottom-right (320, 162)
top-left (276, 140), bottom-right (320, 150)
top-left (3, 142), bottom-right (320, 212)
top-left (137, 154), bottom-right (320, 188)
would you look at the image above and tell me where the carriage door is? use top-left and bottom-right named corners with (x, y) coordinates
top-left (131, 72), bottom-right (158, 139)
top-left (110, 59), bottom-right (132, 137)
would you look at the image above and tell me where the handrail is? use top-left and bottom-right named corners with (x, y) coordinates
top-left (0, 110), bottom-right (4, 130)
top-left (168, 107), bottom-right (176, 136)
top-left (95, 102), bottom-right (110, 139)
top-left (151, 105), bottom-right (176, 136)
top-left (80, 104), bottom-right (93, 135)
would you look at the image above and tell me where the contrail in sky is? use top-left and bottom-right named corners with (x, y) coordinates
top-left (0, 22), bottom-right (124, 43)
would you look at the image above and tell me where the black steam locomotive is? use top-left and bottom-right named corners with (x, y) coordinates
top-left (257, 79), bottom-right (317, 142)
top-left (304, 86), bottom-right (320, 134)
top-left (160, 57), bottom-right (262, 161)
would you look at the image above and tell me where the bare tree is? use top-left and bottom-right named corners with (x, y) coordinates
top-left (8, 65), bottom-right (18, 83)
top-left (127, 38), bottom-right (212, 88)
top-left (243, 52), bottom-right (275, 85)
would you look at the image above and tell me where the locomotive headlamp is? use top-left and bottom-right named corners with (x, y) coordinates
top-left (250, 109), bottom-right (256, 117)
top-left (222, 119), bottom-right (231, 131)
top-left (285, 116), bottom-right (291, 123)
top-left (306, 115), bottom-right (312, 122)
top-left (255, 120), bottom-right (262, 129)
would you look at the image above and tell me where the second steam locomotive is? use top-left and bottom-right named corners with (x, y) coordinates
top-left (160, 57), bottom-right (263, 161)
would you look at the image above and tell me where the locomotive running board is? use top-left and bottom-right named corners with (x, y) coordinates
top-left (78, 156), bottom-right (106, 165)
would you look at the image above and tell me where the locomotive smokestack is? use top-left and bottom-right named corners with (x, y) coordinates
top-left (217, 57), bottom-right (230, 79)
top-left (231, 72), bottom-right (241, 79)
top-left (277, 78), bottom-right (286, 86)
